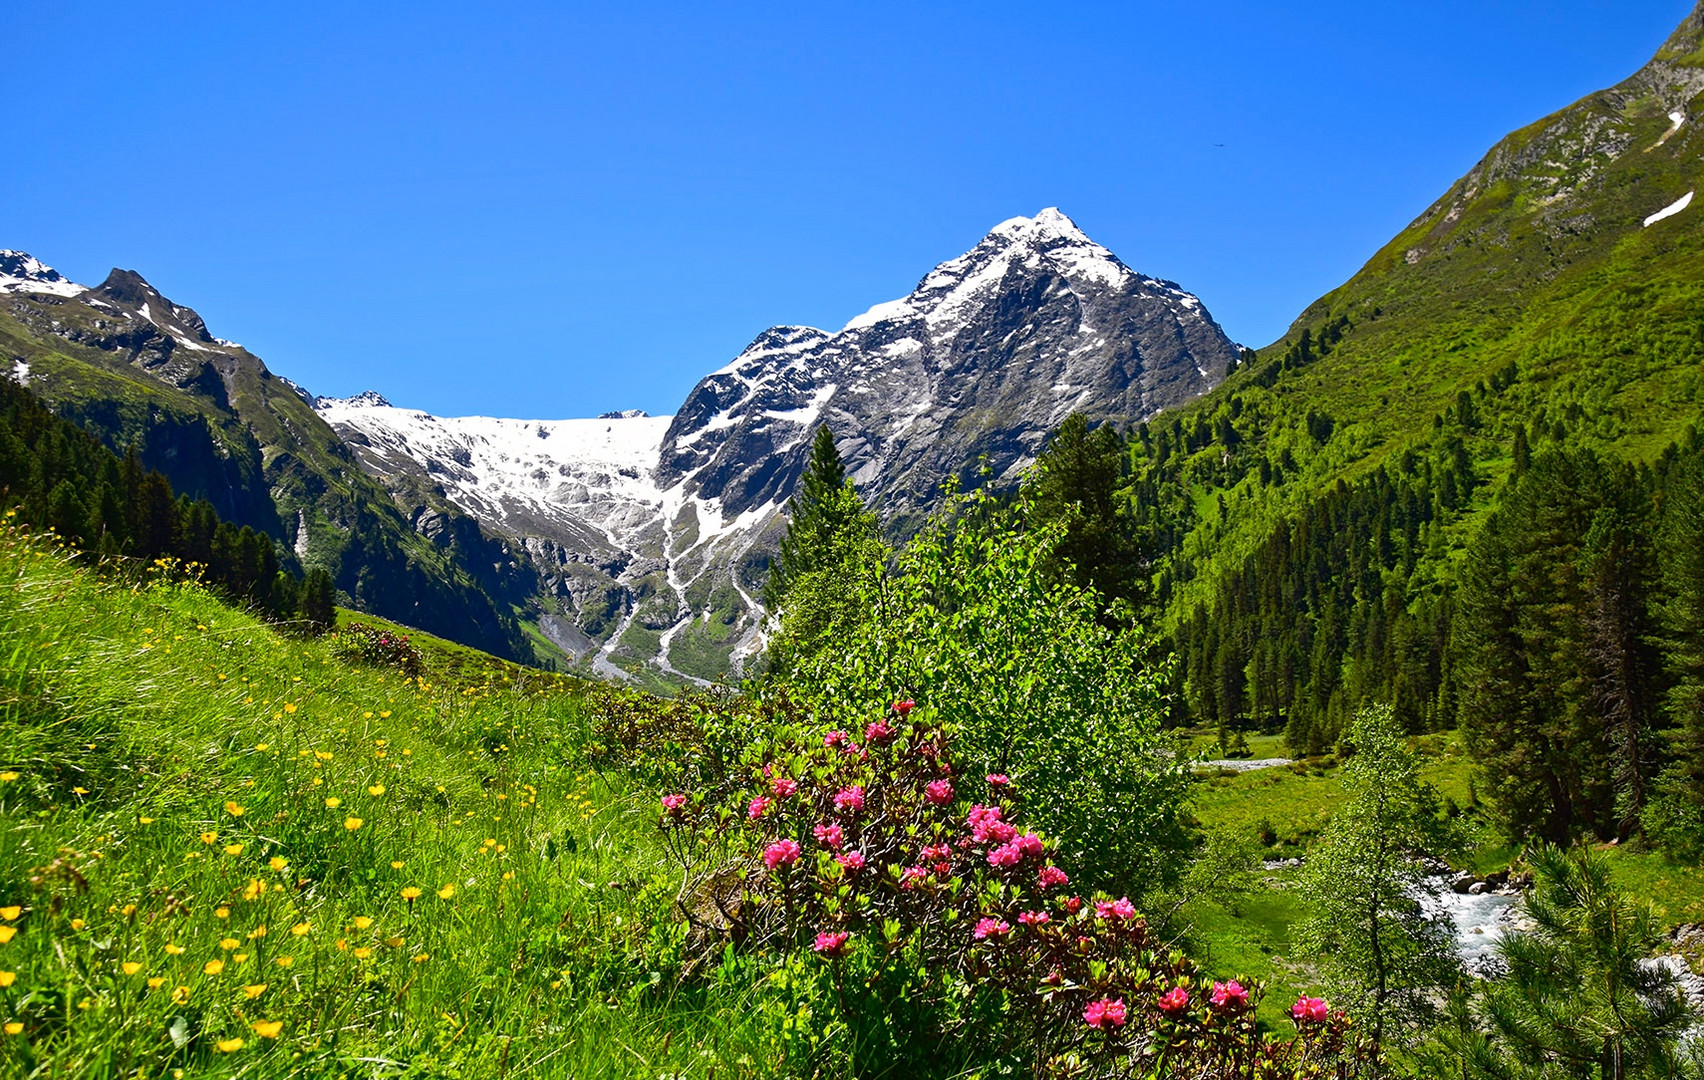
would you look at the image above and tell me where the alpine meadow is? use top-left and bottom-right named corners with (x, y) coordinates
top-left (7, 4), bottom-right (1704, 1079)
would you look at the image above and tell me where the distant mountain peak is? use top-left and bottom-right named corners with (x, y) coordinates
top-left (321, 390), bottom-right (392, 409)
top-left (0, 251), bottom-right (86, 297)
top-left (91, 268), bottom-right (219, 345)
top-left (597, 409), bottom-right (650, 419)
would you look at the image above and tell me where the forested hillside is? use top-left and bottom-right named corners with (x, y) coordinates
top-left (1111, 7), bottom-right (1704, 856)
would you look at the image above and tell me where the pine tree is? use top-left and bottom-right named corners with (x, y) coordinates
top-left (1426, 845), bottom-right (1700, 1080)
top-left (764, 425), bottom-right (852, 610)
top-left (1026, 413), bottom-right (1143, 619)
top-left (763, 425), bottom-right (884, 675)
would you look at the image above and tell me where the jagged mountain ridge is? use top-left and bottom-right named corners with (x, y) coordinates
top-left (317, 209), bottom-right (1238, 685)
top-left (0, 254), bottom-right (539, 661)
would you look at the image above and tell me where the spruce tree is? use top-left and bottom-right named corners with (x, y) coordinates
top-left (762, 425), bottom-right (883, 675)
top-left (765, 425), bottom-right (855, 610)
top-left (1026, 413), bottom-right (1143, 620)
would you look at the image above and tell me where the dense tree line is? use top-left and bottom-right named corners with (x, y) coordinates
top-left (0, 376), bottom-right (334, 629)
top-left (1021, 386), bottom-right (1704, 854)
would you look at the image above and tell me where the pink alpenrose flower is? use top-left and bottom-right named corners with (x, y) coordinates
top-left (865, 721), bottom-right (892, 743)
top-left (986, 773), bottom-right (1010, 788)
top-left (1018, 910), bottom-right (1050, 927)
top-left (835, 850), bottom-right (866, 871)
top-left (1038, 865), bottom-right (1069, 888)
top-left (1095, 897), bottom-right (1137, 921)
top-left (973, 917), bottom-right (1011, 941)
top-left (833, 786), bottom-right (865, 813)
top-left (1083, 997), bottom-right (1128, 1028)
top-left (661, 794), bottom-right (688, 814)
top-left (747, 795), bottom-right (771, 819)
top-left (812, 822), bottom-right (845, 849)
top-left (925, 779), bottom-right (954, 804)
top-left (1211, 980), bottom-right (1249, 1010)
top-left (763, 840), bottom-right (801, 870)
top-left (813, 931), bottom-right (849, 957)
top-left (1159, 986), bottom-right (1190, 1016)
top-left (1292, 996), bottom-right (1330, 1023)
top-left (771, 777), bottom-right (798, 798)
top-left (892, 699), bottom-right (915, 716)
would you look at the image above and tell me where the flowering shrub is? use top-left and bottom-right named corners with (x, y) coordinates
top-left (334, 622), bottom-right (424, 677)
top-left (661, 702), bottom-right (1376, 1077)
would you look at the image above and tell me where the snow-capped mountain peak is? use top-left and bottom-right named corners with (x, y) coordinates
top-left (0, 251), bottom-right (87, 298)
top-left (315, 207), bottom-right (1237, 686)
top-left (658, 207), bottom-right (1236, 518)
top-left (320, 390), bottom-right (393, 409)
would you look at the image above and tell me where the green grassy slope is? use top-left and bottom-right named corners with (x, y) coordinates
top-left (0, 526), bottom-right (770, 1076)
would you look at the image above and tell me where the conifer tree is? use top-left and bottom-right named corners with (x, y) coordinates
top-left (763, 425), bottom-right (883, 675)
top-left (1426, 845), bottom-right (1700, 1080)
top-left (1026, 413), bottom-right (1143, 620)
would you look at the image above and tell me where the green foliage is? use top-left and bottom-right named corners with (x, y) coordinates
top-left (1295, 705), bottom-right (1462, 1049)
top-left (0, 376), bottom-right (316, 628)
top-left (1026, 413), bottom-right (1143, 619)
top-left (1424, 844), bottom-right (1703, 1080)
top-left (782, 484), bottom-right (1194, 894)
top-left (1455, 449), bottom-right (1660, 844)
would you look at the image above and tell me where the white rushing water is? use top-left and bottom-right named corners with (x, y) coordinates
top-left (1423, 880), bottom-right (1519, 975)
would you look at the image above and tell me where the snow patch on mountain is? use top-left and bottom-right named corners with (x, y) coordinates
top-left (0, 252), bottom-right (86, 297)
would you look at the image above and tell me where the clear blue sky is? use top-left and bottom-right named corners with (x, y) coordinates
top-left (7, 1), bottom-right (1693, 418)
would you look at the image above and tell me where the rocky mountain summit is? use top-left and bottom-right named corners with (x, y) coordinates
top-left (318, 209), bottom-right (1238, 685)
top-left (659, 208), bottom-right (1235, 528)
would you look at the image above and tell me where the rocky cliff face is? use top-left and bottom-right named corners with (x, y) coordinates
top-left (660, 208), bottom-right (1236, 530)
top-left (317, 209), bottom-right (1237, 685)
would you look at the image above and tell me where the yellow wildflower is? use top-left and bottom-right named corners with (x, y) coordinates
top-left (437, 884), bottom-right (455, 900)
top-left (324, 797), bottom-right (340, 809)
top-left (0, 907), bottom-right (17, 921)
top-left (0, 927), bottom-right (17, 944)
top-left (269, 856), bottom-right (288, 872)
top-left (0, 773), bottom-right (16, 782)
top-left (242, 983), bottom-right (266, 999)
top-left (251, 1020), bottom-right (284, 1038)
top-left (204, 960), bottom-right (225, 976)
top-left (220, 938), bottom-right (239, 951)
top-left (352, 947), bottom-right (372, 959)
top-left (291, 923), bottom-right (311, 936)
top-left (69, 919), bottom-right (85, 931)
top-left (224, 843), bottom-right (244, 856)
top-left (368, 784), bottom-right (385, 796)
top-left (225, 802), bottom-right (244, 817)
top-left (400, 887), bottom-right (422, 901)
top-left (352, 916), bottom-right (373, 930)
top-left (215, 907), bottom-right (230, 919)
top-left (165, 943), bottom-right (185, 955)
top-left (274, 956), bottom-right (293, 968)
top-left (147, 977), bottom-right (165, 989)
top-left (121, 962), bottom-right (142, 975)
top-left (216, 1037), bottom-right (244, 1052)
top-left (4, 1022), bottom-right (22, 1035)
top-left (0, 972), bottom-right (13, 987)
top-left (200, 832), bottom-right (218, 845)
top-left (344, 817), bottom-right (363, 831)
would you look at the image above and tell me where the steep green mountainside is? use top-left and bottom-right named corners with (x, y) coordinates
top-left (1128, 4), bottom-right (1704, 746)
top-left (1, 272), bottom-right (538, 662)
